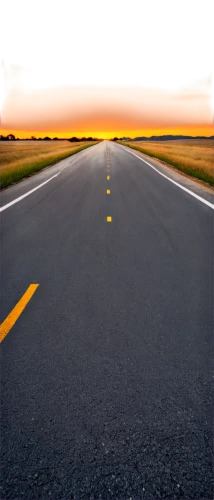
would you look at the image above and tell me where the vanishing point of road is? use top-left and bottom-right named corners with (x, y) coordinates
top-left (1, 141), bottom-right (213, 499)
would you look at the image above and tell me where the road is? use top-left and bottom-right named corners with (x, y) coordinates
top-left (1, 141), bottom-right (213, 499)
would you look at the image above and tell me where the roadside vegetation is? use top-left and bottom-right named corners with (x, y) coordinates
top-left (118, 140), bottom-right (214, 186)
top-left (0, 140), bottom-right (99, 189)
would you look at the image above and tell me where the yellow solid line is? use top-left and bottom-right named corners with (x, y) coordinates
top-left (107, 176), bottom-right (110, 180)
top-left (0, 284), bottom-right (39, 343)
top-left (107, 216), bottom-right (112, 222)
top-left (106, 190), bottom-right (111, 194)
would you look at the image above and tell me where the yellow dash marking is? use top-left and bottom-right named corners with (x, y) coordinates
top-left (107, 176), bottom-right (110, 180)
top-left (0, 284), bottom-right (39, 343)
top-left (107, 216), bottom-right (112, 222)
top-left (106, 190), bottom-right (111, 194)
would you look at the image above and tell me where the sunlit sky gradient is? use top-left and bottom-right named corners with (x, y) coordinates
top-left (0, 0), bottom-right (214, 138)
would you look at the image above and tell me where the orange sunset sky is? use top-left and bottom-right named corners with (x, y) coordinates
top-left (0, 0), bottom-right (213, 139)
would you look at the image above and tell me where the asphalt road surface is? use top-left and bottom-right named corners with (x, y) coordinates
top-left (1, 141), bottom-right (213, 499)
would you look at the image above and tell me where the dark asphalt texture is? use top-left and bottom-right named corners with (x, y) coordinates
top-left (1, 141), bottom-right (213, 499)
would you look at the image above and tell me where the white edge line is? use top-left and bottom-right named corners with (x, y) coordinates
top-left (0, 146), bottom-right (97, 212)
top-left (0, 174), bottom-right (59, 213)
top-left (119, 144), bottom-right (214, 210)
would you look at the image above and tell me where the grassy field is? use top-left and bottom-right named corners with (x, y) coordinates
top-left (119, 140), bottom-right (214, 186)
top-left (0, 140), bottom-right (99, 189)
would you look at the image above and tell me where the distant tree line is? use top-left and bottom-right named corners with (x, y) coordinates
top-left (0, 134), bottom-right (16, 140)
top-left (68, 137), bottom-right (98, 142)
top-left (109, 137), bottom-right (124, 141)
top-left (0, 134), bottom-right (99, 141)
top-left (111, 135), bottom-right (214, 141)
top-left (0, 134), bottom-right (59, 141)
top-left (2, 134), bottom-right (212, 142)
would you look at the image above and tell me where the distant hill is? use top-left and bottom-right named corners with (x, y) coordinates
top-left (133, 135), bottom-right (214, 141)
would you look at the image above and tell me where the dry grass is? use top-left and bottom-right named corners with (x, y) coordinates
top-left (119, 140), bottom-right (214, 186)
top-left (0, 140), bottom-right (99, 189)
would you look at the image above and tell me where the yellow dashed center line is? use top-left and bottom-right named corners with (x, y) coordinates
top-left (105, 147), bottom-right (112, 222)
top-left (0, 284), bottom-right (39, 343)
